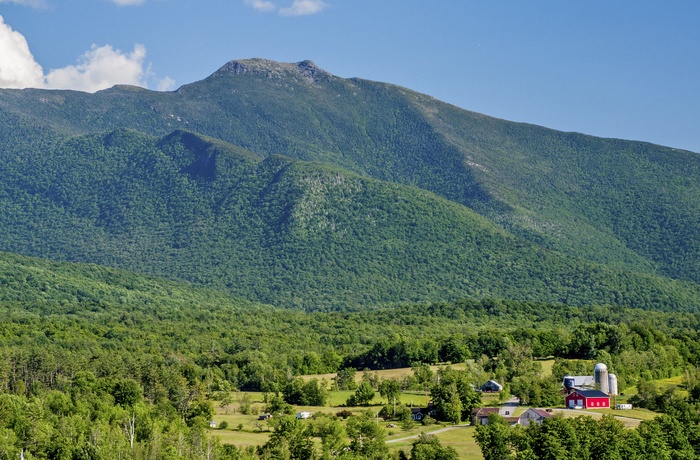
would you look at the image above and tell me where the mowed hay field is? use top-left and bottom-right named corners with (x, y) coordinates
top-left (298, 363), bottom-right (467, 384)
top-left (300, 359), bottom-right (554, 382)
top-left (386, 426), bottom-right (483, 459)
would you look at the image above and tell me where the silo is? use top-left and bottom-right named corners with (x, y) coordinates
top-left (594, 363), bottom-right (609, 394)
top-left (563, 375), bottom-right (576, 391)
top-left (608, 373), bottom-right (618, 396)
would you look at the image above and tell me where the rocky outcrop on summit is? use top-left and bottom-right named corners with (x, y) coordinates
top-left (213, 58), bottom-right (333, 84)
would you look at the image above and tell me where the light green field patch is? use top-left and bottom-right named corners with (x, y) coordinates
top-left (386, 426), bottom-right (484, 460)
top-left (301, 363), bottom-right (468, 384)
top-left (537, 359), bottom-right (555, 377)
top-left (621, 374), bottom-right (688, 397)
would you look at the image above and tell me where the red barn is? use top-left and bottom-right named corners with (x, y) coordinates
top-left (565, 390), bottom-right (610, 409)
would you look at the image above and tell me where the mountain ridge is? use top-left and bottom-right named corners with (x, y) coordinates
top-left (0, 58), bottom-right (698, 310)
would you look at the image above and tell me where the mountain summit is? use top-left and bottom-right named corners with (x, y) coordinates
top-left (212, 58), bottom-right (333, 83)
top-left (0, 58), bottom-right (698, 309)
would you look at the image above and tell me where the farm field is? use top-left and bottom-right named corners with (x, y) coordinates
top-left (299, 363), bottom-right (468, 384)
top-left (585, 407), bottom-right (659, 421)
top-left (621, 375), bottom-right (687, 396)
top-left (550, 407), bottom-right (654, 428)
top-left (211, 407), bottom-right (485, 460)
top-left (386, 426), bottom-right (483, 460)
top-left (209, 361), bottom-right (671, 455)
top-left (210, 390), bottom-right (476, 455)
top-left (537, 359), bottom-right (556, 377)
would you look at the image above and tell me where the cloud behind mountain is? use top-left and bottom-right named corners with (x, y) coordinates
top-left (0, 14), bottom-right (172, 92)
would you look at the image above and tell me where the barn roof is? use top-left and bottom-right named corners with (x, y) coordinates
top-left (472, 407), bottom-right (500, 417)
top-left (569, 389), bottom-right (609, 398)
top-left (524, 408), bottom-right (553, 418)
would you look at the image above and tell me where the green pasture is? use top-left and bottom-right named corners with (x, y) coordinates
top-left (386, 426), bottom-right (483, 460)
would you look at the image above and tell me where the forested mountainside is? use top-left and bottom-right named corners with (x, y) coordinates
top-left (1, 128), bottom-right (699, 310)
top-left (0, 58), bottom-right (698, 309)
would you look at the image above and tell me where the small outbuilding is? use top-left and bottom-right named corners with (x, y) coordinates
top-left (471, 407), bottom-right (500, 425)
top-left (480, 380), bottom-right (504, 393)
top-left (411, 408), bottom-right (425, 421)
top-left (296, 411), bottom-right (312, 420)
top-left (565, 390), bottom-right (610, 409)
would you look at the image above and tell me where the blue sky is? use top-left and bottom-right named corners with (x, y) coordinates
top-left (0, 0), bottom-right (698, 152)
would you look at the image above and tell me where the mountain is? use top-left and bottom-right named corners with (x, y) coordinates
top-left (0, 59), bottom-right (699, 310)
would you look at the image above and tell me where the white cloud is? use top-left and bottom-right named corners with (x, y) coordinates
top-left (110, 0), bottom-right (145, 5)
top-left (243, 0), bottom-right (328, 16)
top-left (279, 0), bottom-right (327, 16)
top-left (0, 0), bottom-right (47, 8)
top-left (45, 44), bottom-right (147, 92)
top-left (0, 16), bottom-right (170, 93)
top-left (157, 76), bottom-right (176, 92)
top-left (0, 15), bottom-right (44, 89)
top-left (244, 0), bottom-right (276, 12)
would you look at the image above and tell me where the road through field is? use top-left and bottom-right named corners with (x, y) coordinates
top-left (386, 424), bottom-right (469, 443)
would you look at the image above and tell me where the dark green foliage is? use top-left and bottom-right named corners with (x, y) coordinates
top-left (3, 246), bottom-right (700, 457)
top-left (552, 359), bottom-right (593, 381)
top-left (110, 378), bottom-right (143, 407)
top-left (282, 378), bottom-right (328, 406)
top-left (346, 381), bottom-right (375, 407)
top-left (0, 379), bottom-right (224, 459)
top-left (264, 394), bottom-right (294, 416)
top-left (378, 379), bottom-right (401, 404)
top-left (307, 413), bottom-right (347, 457)
top-left (408, 433), bottom-right (459, 460)
top-left (346, 411), bottom-right (389, 459)
top-left (629, 382), bottom-right (687, 413)
top-left (509, 376), bottom-right (562, 407)
top-left (0, 59), bottom-right (700, 311)
top-left (334, 368), bottom-right (357, 390)
top-left (474, 414), bottom-right (513, 460)
top-left (259, 415), bottom-right (315, 459)
top-left (430, 367), bottom-right (482, 424)
top-left (476, 412), bottom-right (700, 460)
top-left (1, 249), bottom-right (699, 398)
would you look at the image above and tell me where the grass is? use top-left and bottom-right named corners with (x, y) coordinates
top-left (587, 407), bottom-right (659, 421)
top-left (621, 374), bottom-right (688, 399)
top-left (325, 390), bottom-right (431, 408)
top-left (212, 389), bottom-right (456, 453)
top-left (537, 359), bottom-right (555, 378)
top-left (386, 426), bottom-right (484, 460)
top-left (210, 428), bottom-right (270, 448)
top-left (300, 363), bottom-right (467, 384)
top-left (209, 416), bottom-right (487, 458)
top-left (550, 407), bottom-right (657, 428)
